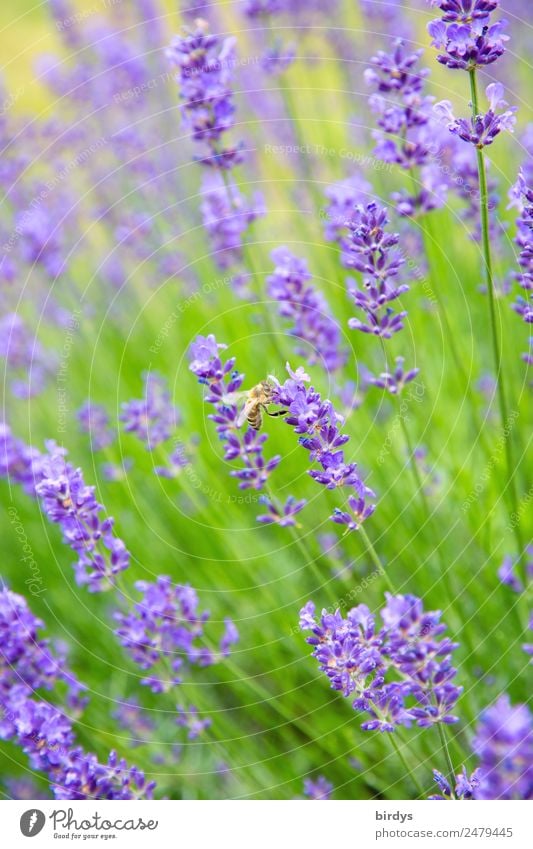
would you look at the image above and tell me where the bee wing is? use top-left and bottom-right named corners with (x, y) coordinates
top-left (236, 398), bottom-right (254, 427)
top-left (220, 389), bottom-right (247, 407)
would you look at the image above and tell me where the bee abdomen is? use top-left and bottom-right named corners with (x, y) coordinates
top-left (248, 408), bottom-right (262, 430)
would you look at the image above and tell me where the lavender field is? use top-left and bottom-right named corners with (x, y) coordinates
top-left (0, 0), bottom-right (532, 802)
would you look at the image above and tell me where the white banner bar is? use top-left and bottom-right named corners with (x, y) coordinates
top-left (2, 799), bottom-right (531, 849)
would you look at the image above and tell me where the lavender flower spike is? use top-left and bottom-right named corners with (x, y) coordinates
top-left (273, 364), bottom-right (376, 529)
top-left (189, 334), bottom-right (281, 491)
top-left (427, 1), bottom-right (509, 71)
top-left (267, 247), bottom-right (347, 372)
top-left (344, 203), bottom-right (408, 339)
top-left (167, 19), bottom-right (243, 169)
top-left (434, 83), bottom-right (516, 148)
top-left (300, 593), bottom-right (462, 732)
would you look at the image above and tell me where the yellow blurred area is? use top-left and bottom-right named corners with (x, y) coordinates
top-left (0, 0), bottom-right (179, 115)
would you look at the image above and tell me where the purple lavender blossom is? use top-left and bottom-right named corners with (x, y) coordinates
top-left (427, 1), bottom-right (509, 70)
top-left (0, 423), bottom-right (43, 495)
top-left (497, 555), bottom-right (523, 592)
top-left (344, 203), bottom-right (409, 339)
top-left (257, 494), bottom-right (307, 527)
top-left (471, 695), bottom-right (533, 799)
top-left (77, 402), bottom-right (114, 451)
top-left (267, 247), bottom-right (347, 372)
top-left (300, 593), bottom-right (462, 732)
top-left (0, 313), bottom-right (50, 398)
top-left (120, 372), bottom-right (180, 450)
top-left (273, 365), bottom-right (376, 529)
top-left (200, 174), bottom-right (265, 270)
top-left (112, 699), bottom-right (156, 744)
top-left (434, 83), bottom-right (516, 148)
top-left (0, 587), bottom-right (153, 800)
top-left (367, 357), bottom-right (420, 395)
top-left (167, 20), bottom-right (243, 169)
top-left (364, 40), bottom-right (450, 217)
top-left (509, 171), bottom-right (533, 331)
top-left (189, 334), bottom-right (281, 491)
top-left (0, 586), bottom-right (84, 708)
top-left (429, 766), bottom-right (481, 799)
top-left (220, 618), bottom-right (239, 657)
top-left (322, 174), bottom-right (371, 251)
top-left (303, 775), bottom-right (333, 799)
top-left (176, 704), bottom-right (212, 739)
top-left (115, 575), bottom-right (237, 694)
top-left (35, 444), bottom-right (130, 592)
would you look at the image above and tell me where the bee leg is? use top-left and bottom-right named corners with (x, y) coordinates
top-left (265, 410), bottom-right (287, 417)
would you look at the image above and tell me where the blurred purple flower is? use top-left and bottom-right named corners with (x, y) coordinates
top-left (257, 494), bottom-right (307, 527)
top-left (471, 695), bottom-right (533, 799)
top-left (267, 247), bottom-right (347, 372)
top-left (303, 775), bottom-right (333, 799)
top-left (121, 372), bottom-right (180, 450)
top-left (77, 402), bottom-right (114, 451)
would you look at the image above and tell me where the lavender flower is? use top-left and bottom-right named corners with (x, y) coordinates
top-left (509, 171), bottom-right (533, 330)
top-left (365, 40), bottom-right (449, 217)
top-left (121, 371), bottom-right (180, 450)
top-left (497, 555), bottom-right (523, 592)
top-left (176, 704), bottom-right (212, 739)
top-left (257, 494), bottom-right (307, 527)
top-left (367, 357), bottom-right (420, 395)
top-left (273, 365), bottom-right (376, 529)
top-left (189, 334), bottom-right (281, 491)
top-left (0, 422), bottom-right (43, 496)
top-left (200, 174), bottom-right (265, 270)
top-left (267, 247), bottom-right (347, 372)
top-left (167, 19), bottom-right (243, 169)
top-left (429, 766), bottom-right (481, 799)
top-left (344, 203), bottom-right (409, 338)
top-left (0, 313), bottom-right (50, 398)
top-left (471, 695), bottom-right (533, 799)
top-left (322, 174), bottom-right (371, 250)
top-left (77, 402), bottom-right (114, 451)
top-left (303, 775), bottom-right (333, 800)
top-left (115, 575), bottom-right (237, 694)
top-left (434, 83), bottom-right (516, 148)
top-left (35, 445), bottom-right (130, 592)
top-left (112, 699), bottom-right (156, 744)
top-left (0, 586), bottom-right (84, 708)
top-left (0, 587), bottom-right (153, 800)
top-left (427, 1), bottom-right (509, 71)
top-left (300, 593), bottom-right (462, 732)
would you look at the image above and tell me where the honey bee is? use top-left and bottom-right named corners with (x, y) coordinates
top-left (236, 379), bottom-right (286, 431)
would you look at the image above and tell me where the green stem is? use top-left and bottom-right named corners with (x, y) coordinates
top-left (359, 525), bottom-right (395, 593)
top-left (468, 68), bottom-right (525, 578)
top-left (388, 733), bottom-right (427, 798)
top-left (437, 722), bottom-right (457, 799)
